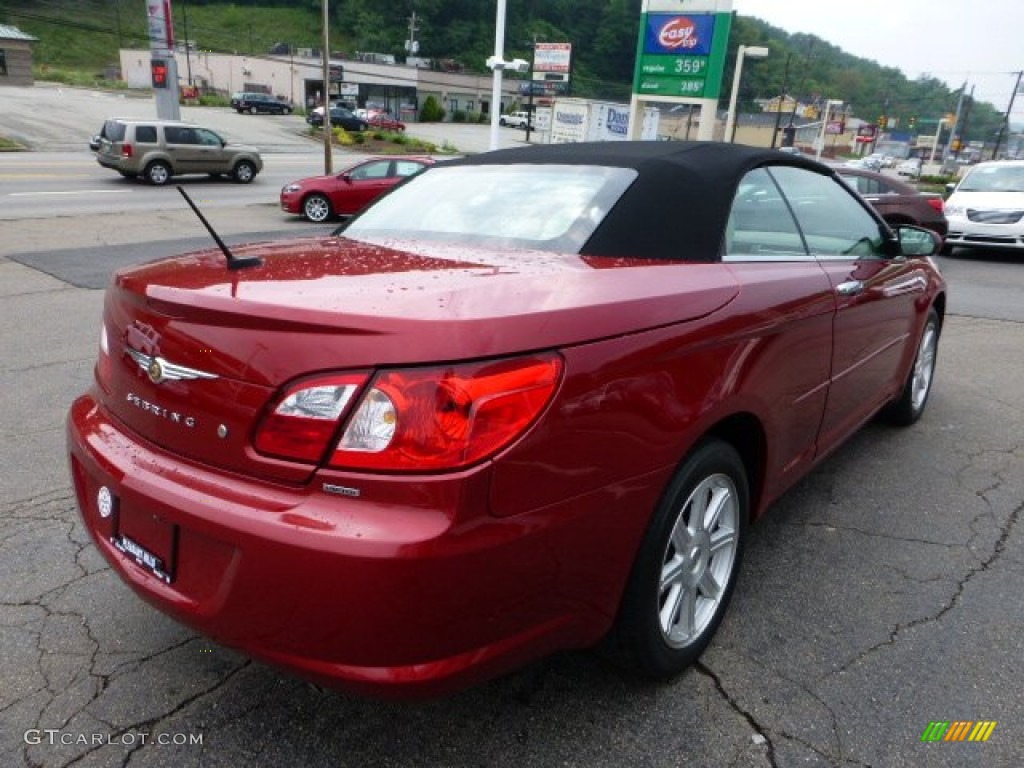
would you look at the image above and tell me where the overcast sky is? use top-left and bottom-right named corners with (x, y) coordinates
top-left (731, 0), bottom-right (1022, 115)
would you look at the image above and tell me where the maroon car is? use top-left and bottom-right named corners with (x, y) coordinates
top-left (68, 142), bottom-right (946, 699)
top-left (366, 113), bottom-right (406, 132)
top-left (836, 165), bottom-right (948, 238)
top-left (280, 156), bottom-right (434, 222)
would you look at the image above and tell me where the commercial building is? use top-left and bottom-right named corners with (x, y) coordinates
top-left (0, 24), bottom-right (38, 87)
top-left (118, 49), bottom-right (523, 121)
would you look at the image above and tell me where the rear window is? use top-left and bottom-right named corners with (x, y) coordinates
top-left (342, 164), bottom-right (637, 253)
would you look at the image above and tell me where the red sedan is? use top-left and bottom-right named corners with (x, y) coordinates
top-left (68, 142), bottom-right (946, 699)
top-left (367, 113), bottom-right (406, 132)
top-left (280, 156), bottom-right (434, 222)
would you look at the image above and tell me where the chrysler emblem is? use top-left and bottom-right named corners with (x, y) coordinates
top-left (126, 347), bottom-right (218, 385)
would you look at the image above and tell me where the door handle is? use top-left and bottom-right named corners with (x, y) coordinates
top-left (836, 280), bottom-right (865, 296)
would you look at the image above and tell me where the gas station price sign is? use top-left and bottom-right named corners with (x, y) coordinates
top-left (632, 12), bottom-right (731, 99)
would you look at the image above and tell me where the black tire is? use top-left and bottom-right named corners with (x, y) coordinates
top-left (606, 439), bottom-right (748, 679)
top-left (880, 308), bottom-right (940, 426)
top-left (145, 161), bottom-right (171, 186)
top-left (232, 160), bottom-right (257, 184)
top-left (302, 193), bottom-right (333, 223)
top-left (499, 118), bottom-right (508, 126)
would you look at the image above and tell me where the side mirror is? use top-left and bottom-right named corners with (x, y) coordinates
top-left (945, 182), bottom-right (957, 195)
top-left (895, 224), bottom-right (941, 257)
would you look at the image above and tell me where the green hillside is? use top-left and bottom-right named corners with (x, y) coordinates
top-left (2, 0), bottom-right (1003, 141)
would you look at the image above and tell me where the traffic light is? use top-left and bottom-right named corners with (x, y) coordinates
top-left (151, 59), bottom-right (168, 89)
top-left (878, 114), bottom-right (888, 130)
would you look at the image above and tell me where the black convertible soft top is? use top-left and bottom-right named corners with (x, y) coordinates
top-left (446, 141), bottom-right (836, 260)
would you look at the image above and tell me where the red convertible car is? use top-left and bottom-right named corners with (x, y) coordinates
top-left (68, 142), bottom-right (946, 699)
top-left (280, 156), bottom-right (434, 222)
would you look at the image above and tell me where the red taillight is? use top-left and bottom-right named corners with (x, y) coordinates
top-left (121, 144), bottom-right (134, 158)
top-left (253, 354), bottom-right (563, 470)
top-left (926, 197), bottom-right (944, 213)
top-left (331, 354), bottom-right (563, 472)
top-left (254, 372), bottom-right (369, 463)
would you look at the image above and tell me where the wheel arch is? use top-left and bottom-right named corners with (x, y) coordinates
top-left (701, 412), bottom-right (767, 523)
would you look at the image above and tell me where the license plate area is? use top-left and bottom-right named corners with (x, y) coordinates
top-left (112, 505), bottom-right (178, 584)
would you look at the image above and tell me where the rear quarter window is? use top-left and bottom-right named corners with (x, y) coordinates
top-left (134, 125), bottom-right (157, 143)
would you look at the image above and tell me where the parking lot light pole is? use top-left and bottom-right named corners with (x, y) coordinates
top-left (723, 45), bottom-right (769, 143)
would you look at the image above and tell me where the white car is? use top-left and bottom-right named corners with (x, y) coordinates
top-left (896, 158), bottom-right (922, 179)
top-left (499, 111), bottom-right (531, 129)
top-left (944, 161), bottom-right (1024, 253)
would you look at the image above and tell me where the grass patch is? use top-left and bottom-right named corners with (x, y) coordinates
top-left (0, 136), bottom-right (27, 151)
top-left (306, 127), bottom-right (452, 155)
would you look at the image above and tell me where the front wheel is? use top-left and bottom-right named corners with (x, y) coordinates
top-left (881, 308), bottom-right (940, 426)
top-left (303, 193), bottom-right (333, 222)
top-left (232, 160), bottom-right (257, 184)
top-left (606, 439), bottom-right (747, 678)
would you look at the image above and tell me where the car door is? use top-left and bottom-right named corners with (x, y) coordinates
top-left (193, 128), bottom-right (232, 173)
top-left (770, 166), bottom-right (928, 453)
top-left (332, 159), bottom-right (395, 213)
top-left (722, 167), bottom-right (836, 491)
top-left (162, 126), bottom-right (204, 173)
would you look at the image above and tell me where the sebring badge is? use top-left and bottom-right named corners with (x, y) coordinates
top-left (125, 347), bottom-right (218, 384)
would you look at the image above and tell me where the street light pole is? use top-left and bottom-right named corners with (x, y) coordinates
top-left (723, 45), bottom-right (769, 143)
top-left (488, 0), bottom-right (508, 151)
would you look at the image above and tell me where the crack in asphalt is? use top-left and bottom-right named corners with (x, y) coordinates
top-left (65, 659), bottom-right (253, 768)
top-left (824, 493), bottom-right (1023, 683)
top-left (695, 661), bottom-right (778, 767)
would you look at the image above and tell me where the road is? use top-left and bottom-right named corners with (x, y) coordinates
top-left (1, 87), bottom-right (1023, 768)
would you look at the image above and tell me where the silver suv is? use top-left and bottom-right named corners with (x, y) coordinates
top-left (93, 118), bottom-right (263, 185)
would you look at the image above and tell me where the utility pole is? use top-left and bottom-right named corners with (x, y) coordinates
top-left (943, 82), bottom-right (967, 164)
top-left (321, 0), bottom-right (332, 175)
top-left (991, 70), bottom-right (1023, 160)
top-left (956, 84), bottom-right (975, 162)
top-left (405, 12), bottom-right (420, 59)
top-left (182, 0), bottom-right (193, 86)
top-left (771, 52), bottom-right (792, 149)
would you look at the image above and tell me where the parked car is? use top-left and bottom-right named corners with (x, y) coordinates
top-left (68, 142), bottom-right (946, 699)
top-left (306, 106), bottom-right (368, 132)
top-left (836, 166), bottom-right (948, 238)
top-left (943, 160), bottom-right (1024, 253)
top-left (366, 113), bottom-right (406, 132)
top-left (896, 158), bottom-right (923, 179)
top-left (499, 110), bottom-right (531, 128)
top-left (280, 156), bottom-right (434, 222)
top-left (231, 91), bottom-right (293, 115)
top-left (91, 118), bottom-right (263, 185)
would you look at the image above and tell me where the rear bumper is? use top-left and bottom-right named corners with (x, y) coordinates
top-left (67, 392), bottom-right (611, 698)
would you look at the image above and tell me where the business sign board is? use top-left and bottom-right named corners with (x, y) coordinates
top-left (632, 1), bottom-right (732, 99)
top-left (147, 1), bottom-right (174, 53)
top-left (549, 99), bottom-right (659, 144)
top-left (534, 43), bottom-right (571, 73)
